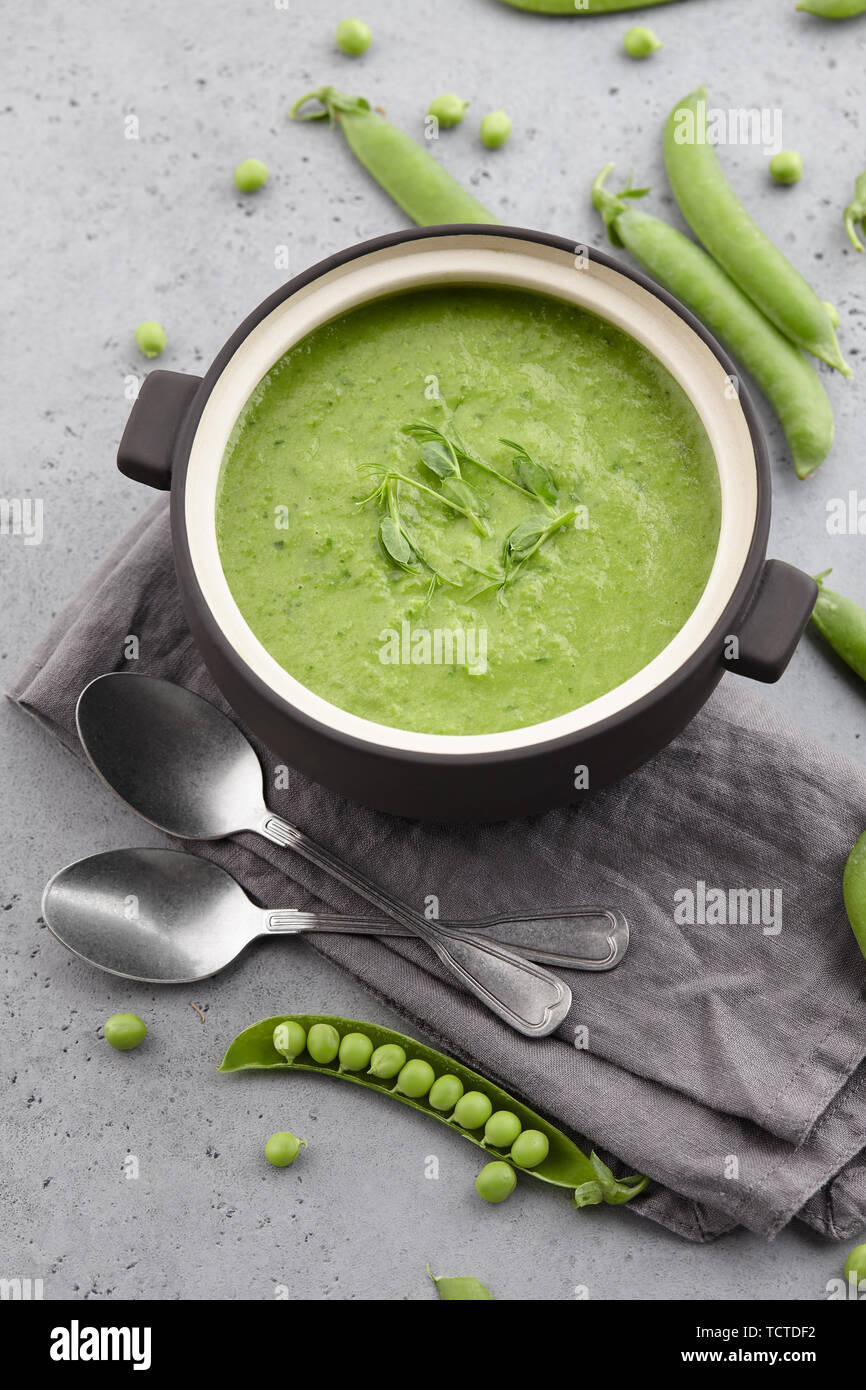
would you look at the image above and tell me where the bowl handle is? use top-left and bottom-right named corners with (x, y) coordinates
top-left (117, 370), bottom-right (203, 489)
top-left (723, 559), bottom-right (817, 684)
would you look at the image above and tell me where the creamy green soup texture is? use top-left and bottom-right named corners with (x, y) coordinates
top-left (216, 287), bottom-right (721, 736)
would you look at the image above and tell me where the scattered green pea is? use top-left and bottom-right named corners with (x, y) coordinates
top-left (623, 25), bottom-right (662, 58)
top-left (134, 321), bottom-right (166, 359)
top-left (483, 1110), bottom-right (522, 1150)
top-left (452, 1091), bottom-right (493, 1130)
top-left (233, 157), bottom-right (269, 193)
top-left (394, 1058), bottom-right (436, 1098)
top-left (428, 1074), bottom-right (464, 1111)
top-left (480, 109), bottom-right (512, 150)
top-left (306, 1022), bottom-right (341, 1064)
top-left (844, 1243), bottom-right (866, 1288)
top-left (769, 150), bottom-right (803, 186)
top-left (475, 1160), bottom-right (517, 1204)
top-left (335, 18), bottom-right (371, 55)
top-left (511, 1129), bottom-right (550, 1169)
top-left (339, 1031), bottom-right (374, 1072)
top-left (264, 1131), bottom-right (306, 1167)
top-left (103, 1013), bottom-right (147, 1051)
top-left (428, 94), bottom-right (469, 129)
top-left (368, 1042), bottom-right (406, 1079)
top-left (273, 1020), bottom-right (306, 1062)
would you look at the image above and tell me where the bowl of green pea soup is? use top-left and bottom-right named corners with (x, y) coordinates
top-left (116, 226), bottom-right (816, 819)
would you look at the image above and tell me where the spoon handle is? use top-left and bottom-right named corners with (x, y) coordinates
top-left (263, 908), bottom-right (627, 971)
top-left (258, 813), bottom-right (572, 1038)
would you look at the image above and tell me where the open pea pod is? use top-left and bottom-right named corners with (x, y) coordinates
top-left (219, 1014), bottom-right (648, 1206)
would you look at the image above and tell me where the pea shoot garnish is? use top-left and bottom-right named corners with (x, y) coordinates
top-left (360, 422), bottom-right (576, 601)
top-left (357, 472), bottom-right (464, 604)
top-left (402, 420), bottom-right (544, 505)
top-left (471, 509), bottom-right (577, 601)
top-left (499, 438), bottom-right (558, 508)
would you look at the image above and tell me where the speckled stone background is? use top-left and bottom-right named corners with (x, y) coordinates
top-left (2, 0), bottom-right (864, 1301)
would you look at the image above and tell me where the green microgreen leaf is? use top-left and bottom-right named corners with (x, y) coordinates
top-left (378, 514), bottom-right (415, 570)
top-left (499, 438), bottom-right (558, 508)
top-left (505, 516), bottom-right (551, 561)
top-left (418, 439), bottom-right (460, 479)
top-left (440, 476), bottom-right (487, 516)
top-left (386, 469), bottom-right (490, 537)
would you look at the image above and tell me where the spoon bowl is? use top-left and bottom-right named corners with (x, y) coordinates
top-left (76, 674), bottom-right (264, 839)
top-left (43, 848), bottom-right (260, 982)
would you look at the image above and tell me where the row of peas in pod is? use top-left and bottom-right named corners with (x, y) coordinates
top-left (274, 1020), bottom-right (549, 1203)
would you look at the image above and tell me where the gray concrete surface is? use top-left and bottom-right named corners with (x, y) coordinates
top-left (2, 0), bottom-right (865, 1301)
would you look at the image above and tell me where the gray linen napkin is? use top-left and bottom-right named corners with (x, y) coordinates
top-left (9, 497), bottom-right (866, 1243)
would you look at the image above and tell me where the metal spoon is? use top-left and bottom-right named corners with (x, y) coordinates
top-left (42, 848), bottom-right (629, 984)
top-left (75, 673), bottom-right (573, 1038)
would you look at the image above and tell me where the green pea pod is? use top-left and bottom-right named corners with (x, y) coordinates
top-left (810, 572), bottom-right (866, 680)
top-left (592, 167), bottom-right (835, 478)
top-left (290, 87), bottom-right (498, 227)
top-left (664, 87), bottom-right (850, 377)
top-left (427, 1265), bottom-right (495, 1300)
top-left (218, 1014), bottom-right (649, 1207)
top-left (843, 833), bottom-right (866, 963)
top-left (497, 0), bottom-right (684, 11)
top-left (797, 0), bottom-right (866, 15)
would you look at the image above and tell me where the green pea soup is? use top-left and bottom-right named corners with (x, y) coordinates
top-left (216, 286), bottom-right (721, 736)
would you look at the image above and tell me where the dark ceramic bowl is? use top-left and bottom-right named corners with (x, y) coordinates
top-left (117, 226), bottom-right (816, 821)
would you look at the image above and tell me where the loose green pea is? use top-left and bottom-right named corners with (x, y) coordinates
top-left (428, 1074), bottom-right (464, 1112)
top-left (844, 1243), bottom-right (866, 1288)
top-left (475, 1160), bottom-right (517, 1204)
top-left (104, 1013), bottom-right (147, 1051)
top-left (623, 26), bottom-right (662, 58)
top-left (393, 1059), bottom-right (436, 1098)
top-left (769, 150), bottom-right (803, 186)
top-left (335, 18), bottom-right (371, 55)
top-left (273, 1020), bottom-right (306, 1062)
top-left (452, 1091), bottom-right (493, 1130)
top-left (264, 1131), bottom-right (306, 1167)
top-left (338, 1031), bottom-right (374, 1072)
top-left (483, 1110), bottom-right (522, 1150)
top-left (306, 1022), bottom-right (341, 1064)
top-left (511, 1129), bottom-right (549, 1169)
top-left (134, 321), bottom-right (166, 359)
top-left (368, 1043), bottom-right (406, 1079)
top-left (480, 109), bottom-right (512, 150)
top-left (233, 157), bottom-right (269, 193)
top-left (428, 94), bottom-right (469, 129)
